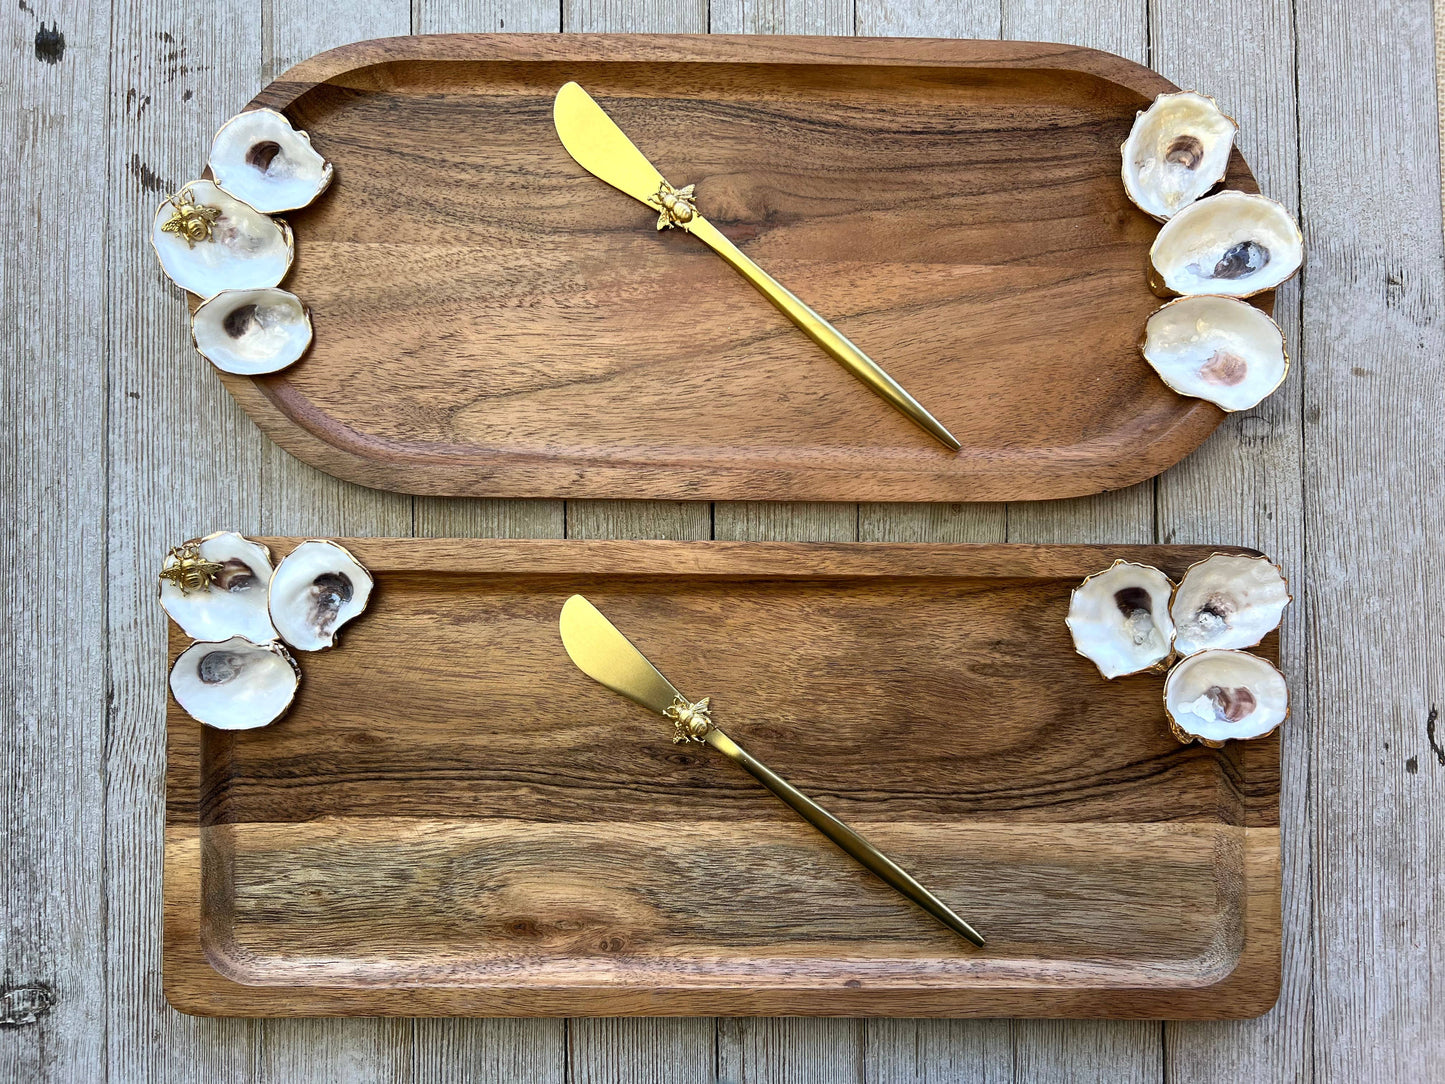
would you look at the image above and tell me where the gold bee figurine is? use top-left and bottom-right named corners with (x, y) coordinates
top-left (159, 190), bottom-right (222, 249)
top-left (665, 695), bottom-right (713, 743)
top-left (651, 180), bottom-right (698, 231)
top-left (158, 541), bottom-right (224, 595)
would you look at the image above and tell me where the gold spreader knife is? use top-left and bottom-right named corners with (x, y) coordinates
top-left (558, 594), bottom-right (985, 946)
top-left (552, 82), bottom-right (962, 452)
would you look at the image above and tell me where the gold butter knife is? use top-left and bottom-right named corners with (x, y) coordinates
top-left (558, 594), bottom-right (985, 946)
top-left (552, 82), bottom-right (961, 452)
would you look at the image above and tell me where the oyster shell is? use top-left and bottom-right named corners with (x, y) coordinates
top-left (1141, 295), bottom-right (1289, 412)
top-left (170, 636), bottom-right (300, 730)
top-left (269, 540), bottom-right (374, 651)
top-left (152, 180), bottom-right (294, 299)
top-left (1164, 648), bottom-right (1288, 744)
top-left (159, 531), bottom-right (277, 644)
top-left (1066, 560), bottom-right (1177, 678)
top-left (1171, 553), bottom-right (1290, 656)
top-left (1122, 91), bottom-right (1238, 221)
top-left (1148, 191), bottom-right (1303, 299)
top-left (208, 107), bottom-right (334, 214)
top-left (191, 287), bottom-right (312, 375)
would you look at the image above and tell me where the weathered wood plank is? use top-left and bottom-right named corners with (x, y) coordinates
top-left (863, 1019), bottom-right (1010, 1083)
top-left (563, 0), bottom-right (705, 32)
top-left (1296, 0), bottom-right (1445, 1077)
top-left (418, 0), bottom-right (563, 32)
top-left (102, 0), bottom-right (266, 1079)
top-left (719, 1017), bottom-right (864, 1084)
top-left (1150, 0), bottom-right (1310, 1080)
top-left (569, 1019), bottom-right (714, 1084)
top-left (0, 2), bottom-right (110, 1080)
top-left (709, 0), bottom-right (852, 34)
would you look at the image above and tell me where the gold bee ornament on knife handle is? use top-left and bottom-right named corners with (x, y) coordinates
top-left (558, 594), bottom-right (985, 946)
top-left (551, 82), bottom-right (961, 452)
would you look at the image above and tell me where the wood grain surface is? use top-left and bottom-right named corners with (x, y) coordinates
top-left (206, 33), bottom-right (1264, 503)
top-left (4, 0), bottom-right (1442, 1080)
top-left (164, 539), bottom-right (1281, 1017)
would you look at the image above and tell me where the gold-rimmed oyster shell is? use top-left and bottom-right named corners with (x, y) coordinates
top-left (1122, 91), bottom-right (1238, 221)
top-left (268, 540), bottom-right (374, 651)
top-left (208, 107), bottom-right (333, 214)
top-left (152, 180), bottom-right (294, 299)
top-left (169, 635), bottom-right (300, 730)
top-left (1148, 191), bottom-right (1302, 299)
top-left (1164, 648), bottom-right (1288, 745)
top-left (1066, 560), bottom-right (1177, 679)
top-left (1140, 295), bottom-right (1289, 412)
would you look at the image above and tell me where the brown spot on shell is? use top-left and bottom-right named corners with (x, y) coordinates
top-left (1114, 585), bottom-right (1153, 617)
top-left (214, 557), bottom-right (257, 592)
top-left (246, 140), bottom-right (282, 172)
top-left (222, 303), bottom-right (259, 339)
top-left (307, 572), bottom-right (353, 635)
top-left (1213, 240), bottom-right (1269, 280)
top-left (1200, 593), bottom-right (1236, 621)
top-left (1165, 134), bottom-right (1205, 169)
top-left (1205, 684), bottom-right (1257, 723)
top-left (1199, 350), bottom-right (1249, 386)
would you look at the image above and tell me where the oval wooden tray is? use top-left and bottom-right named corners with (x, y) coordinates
top-left (164, 540), bottom-right (1280, 1018)
top-left (220, 35), bottom-right (1266, 502)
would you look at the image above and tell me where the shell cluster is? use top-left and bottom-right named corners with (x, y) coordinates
top-left (1066, 554), bottom-right (1291, 745)
top-left (152, 108), bottom-right (332, 377)
top-left (1122, 92), bottom-right (1302, 414)
top-left (160, 532), bottom-right (372, 730)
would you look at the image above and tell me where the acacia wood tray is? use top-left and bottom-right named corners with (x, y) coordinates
top-left (164, 540), bottom-right (1281, 1017)
top-left (211, 34), bottom-right (1268, 502)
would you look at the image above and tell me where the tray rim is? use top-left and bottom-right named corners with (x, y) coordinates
top-left (208, 33), bottom-right (1248, 503)
top-left (163, 539), bottom-right (1282, 1018)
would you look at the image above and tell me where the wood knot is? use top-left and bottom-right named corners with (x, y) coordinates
top-left (1, 984), bottom-right (56, 1028)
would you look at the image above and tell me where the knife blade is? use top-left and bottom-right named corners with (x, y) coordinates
top-left (557, 593), bottom-right (985, 946)
top-left (552, 82), bottom-right (962, 453)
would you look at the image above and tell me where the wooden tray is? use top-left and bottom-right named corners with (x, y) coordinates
top-left (212, 34), bottom-right (1266, 503)
top-left (164, 540), bottom-right (1281, 1017)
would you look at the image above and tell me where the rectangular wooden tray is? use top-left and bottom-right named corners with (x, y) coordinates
top-left (215, 35), bottom-right (1265, 503)
top-left (164, 540), bottom-right (1280, 1017)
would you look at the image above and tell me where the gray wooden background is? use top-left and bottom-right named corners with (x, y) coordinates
top-left (3, 0), bottom-right (1442, 1079)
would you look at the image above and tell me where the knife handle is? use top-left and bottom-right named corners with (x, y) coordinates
top-left (685, 217), bottom-right (961, 452)
top-left (701, 725), bottom-right (985, 946)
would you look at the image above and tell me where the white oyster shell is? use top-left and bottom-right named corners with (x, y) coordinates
top-left (1141, 295), bottom-right (1289, 412)
top-left (159, 531), bottom-right (277, 643)
top-left (170, 636), bottom-right (300, 730)
top-left (209, 107), bottom-right (334, 214)
top-left (1148, 191), bottom-right (1302, 299)
top-left (152, 180), bottom-right (294, 299)
top-left (1066, 560), bottom-right (1176, 679)
top-left (1122, 91), bottom-right (1238, 221)
top-left (1170, 553), bottom-right (1290, 656)
top-left (269, 540), bottom-right (373, 651)
top-left (192, 287), bottom-right (312, 375)
top-left (1164, 648), bottom-right (1288, 744)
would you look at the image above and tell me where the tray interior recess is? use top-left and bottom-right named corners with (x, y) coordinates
top-left (165, 541), bottom-right (1281, 1017)
top-left (210, 35), bottom-right (1266, 502)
